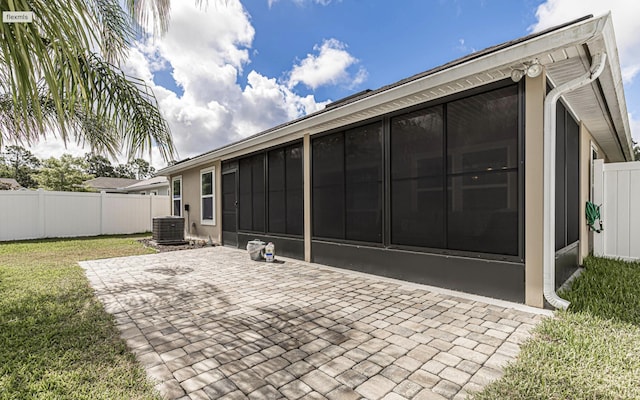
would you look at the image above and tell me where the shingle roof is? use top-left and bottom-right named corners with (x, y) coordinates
top-left (0, 178), bottom-right (22, 190)
top-left (83, 177), bottom-right (141, 190)
top-left (122, 176), bottom-right (168, 190)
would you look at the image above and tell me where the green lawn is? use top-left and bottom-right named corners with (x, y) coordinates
top-left (0, 235), bottom-right (161, 400)
top-left (473, 256), bottom-right (640, 400)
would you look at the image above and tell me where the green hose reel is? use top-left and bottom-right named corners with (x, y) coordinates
top-left (585, 201), bottom-right (603, 233)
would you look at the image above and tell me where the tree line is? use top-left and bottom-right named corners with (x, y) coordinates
top-left (0, 146), bottom-right (155, 191)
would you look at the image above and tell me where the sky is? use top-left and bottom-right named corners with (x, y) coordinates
top-left (27, 0), bottom-right (640, 170)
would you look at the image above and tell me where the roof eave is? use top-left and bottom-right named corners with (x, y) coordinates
top-left (158, 13), bottom-right (631, 175)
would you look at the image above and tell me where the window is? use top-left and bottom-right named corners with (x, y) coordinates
top-left (312, 122), bottom-right (383, 243)
top-left (172, 176), bottom-right (182, 217)
top-left (201, 167), bottom-right (215, 225)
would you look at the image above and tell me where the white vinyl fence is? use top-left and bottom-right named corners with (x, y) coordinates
top-left (0, 190), bottom-right (169, 242)
top-left (593, 159), bottom-right (640, 260)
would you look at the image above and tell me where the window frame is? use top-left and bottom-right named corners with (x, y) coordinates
top-left (200, 167), bottom-right (216, 226)
top-left (171, 175), bottom-right (182, 217)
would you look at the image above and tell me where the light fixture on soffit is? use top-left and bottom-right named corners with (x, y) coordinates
top-left (510, 59), bottom-right (543, 82)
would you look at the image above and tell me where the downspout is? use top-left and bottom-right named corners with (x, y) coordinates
top-left (543, 52), bottom-right (607, 309)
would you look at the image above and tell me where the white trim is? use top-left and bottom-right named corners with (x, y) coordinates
top-left (590, 141), bottom-right (598, 202)
top-left (542, 52), bottom-right (607, 310)
top-left (200, 167), bottom-right (216, 226)
top-left (172, 175), bottom-right (182, 217)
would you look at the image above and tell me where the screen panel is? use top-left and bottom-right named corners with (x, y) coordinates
top-left (312, 133), bottom-right (345, 239)
top-left (345, 122), bottom-right (383, 243)
top-left (268, 149), bottom-right (286, 234)
top-left (390, 106), bottom-right (444, 247)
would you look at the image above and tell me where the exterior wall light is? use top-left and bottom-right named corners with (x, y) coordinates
top-left (510, 60), bottom-right (543, 82)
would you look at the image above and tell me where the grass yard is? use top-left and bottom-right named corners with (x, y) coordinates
top-left (0, 235), bottom-right (160, 400)
top-left (473, 256), bottom-right (640, 400)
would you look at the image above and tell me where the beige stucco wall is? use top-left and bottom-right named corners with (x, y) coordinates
top-left (524, 74), bottom-right (545, 308)
top-left (579, 124), bottom-right (604, 264)
top-left (170, 160), bottom-right (221, 243)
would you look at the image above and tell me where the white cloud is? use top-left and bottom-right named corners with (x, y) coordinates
top-left (455, 38), bottom-right (476, 54)
top-left (530, 0), bottom-right (640, 83)
top-left (23, 0), bottom-right (362, 170)
top-left (119, 0), bottom-right (338, 169)
top-left (28, 140), bottom-right (86, 162)
top-left (287, 39), bottom-right (362, 90)
top-left (349, 67), bottom-right (368, 90)
top-left (268, 0), bottom-right (335, 8)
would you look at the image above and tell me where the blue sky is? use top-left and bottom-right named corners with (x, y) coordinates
top-left (240, 0), bottom-right (544, 101)
top-left (29, 0), bottom-right (639, 167)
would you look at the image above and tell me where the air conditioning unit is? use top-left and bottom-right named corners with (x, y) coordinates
top-left (152, 216), bottom-right (185, 244)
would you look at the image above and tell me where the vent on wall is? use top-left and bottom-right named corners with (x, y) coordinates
top-left (152, 216), bottom-right (185, 244)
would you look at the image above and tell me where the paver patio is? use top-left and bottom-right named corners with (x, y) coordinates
top-left (81, 246), bottom-right (551, 400)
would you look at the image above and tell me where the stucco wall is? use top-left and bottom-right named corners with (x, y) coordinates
top-left (579, 124), bottom-right (604, 263)
top-left (170, 160), bottom-right (221, 243)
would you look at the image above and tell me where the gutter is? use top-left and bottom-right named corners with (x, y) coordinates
top-left (543, 52), bottom-right (607, 310)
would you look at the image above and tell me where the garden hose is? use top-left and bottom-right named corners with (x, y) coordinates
top-left (585, 201), bottom-right (603, 233)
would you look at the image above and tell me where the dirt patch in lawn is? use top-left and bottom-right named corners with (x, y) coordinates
top-left (138, 238), bottom-right (215, 253)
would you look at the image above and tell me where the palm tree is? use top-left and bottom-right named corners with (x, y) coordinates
top-left (0, 0), bottom-right (177, 161)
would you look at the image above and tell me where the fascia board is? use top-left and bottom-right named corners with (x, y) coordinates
top-left (587, 15), bottom-right (633, 160)
top-left (123, 183), bottom-right (169, 192)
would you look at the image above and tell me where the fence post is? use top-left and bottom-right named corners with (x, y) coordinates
top-left (593, 159), bottom-right (605, 256)
top-left (100, 191), bottom-right (106, 235)
top-left (37, 189), bottom-right (46, 238)
top-left (149, 193), bottom-right (154, 232)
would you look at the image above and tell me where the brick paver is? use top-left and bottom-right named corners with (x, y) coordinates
top-left (81, 246), bottom-right (551, 399)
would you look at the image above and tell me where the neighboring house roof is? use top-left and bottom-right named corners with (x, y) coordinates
top-left (122, 176), bottom-right (169, 192)
top-left (83, 177), bottom-right (141, 192)
top-left (0, 178), bottom-right (22, 190)
top-left (158, 13), bottom-right (632, 176)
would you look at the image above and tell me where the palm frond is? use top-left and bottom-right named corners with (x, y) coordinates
top-left (0, 86), bottom-right (120, 157)
top-left (0, 0), bottom-right (178, 162)
top-left (123, 0), bottom-right (172, 36)
top-left (86, 0), bottom-right (134, 64)
top-left (66, 54), bottom-right (176, 161)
